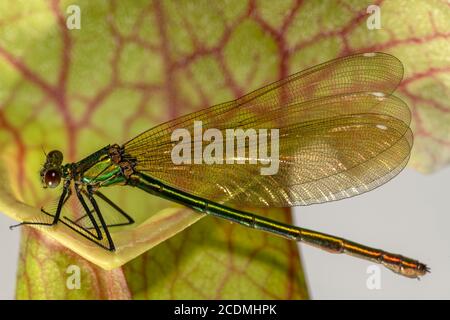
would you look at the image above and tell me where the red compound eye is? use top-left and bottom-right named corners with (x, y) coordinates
top-left (44, 169), bottom-right (61, 188)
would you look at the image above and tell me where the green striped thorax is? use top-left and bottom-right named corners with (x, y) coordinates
top-left (80, 155), bottom-right (123, 186)
top-left (40, 146), bottom-right (126, 190)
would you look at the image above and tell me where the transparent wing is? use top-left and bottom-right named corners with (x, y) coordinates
top-left (125, 52), bottom-right (403, 151)
top-left (123, 53), bottom-right (411, 207)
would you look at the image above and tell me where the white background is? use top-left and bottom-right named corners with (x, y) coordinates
top-left (1, 167), bottom-right (449, 299)
top-left (295, 167), bottom-right (450, 299)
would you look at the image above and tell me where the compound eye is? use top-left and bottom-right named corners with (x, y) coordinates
top-left (44, 169), bottom-right (61, 188)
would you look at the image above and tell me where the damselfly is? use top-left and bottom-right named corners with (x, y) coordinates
top-left (11, 52), bottom-right (429, 278)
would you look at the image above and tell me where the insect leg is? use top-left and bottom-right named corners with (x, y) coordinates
top-left (10, 179), bottom-right (70, 229)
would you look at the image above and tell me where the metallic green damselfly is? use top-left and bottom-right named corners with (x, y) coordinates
top-left (12, 52), bottom-right (429, 278)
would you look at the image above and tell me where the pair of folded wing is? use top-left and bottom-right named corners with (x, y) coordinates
top-left (123, 52), bottom-right (412, 208)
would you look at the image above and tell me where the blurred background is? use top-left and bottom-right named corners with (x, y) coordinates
top-left (0, 0), bottom-right (449, 299)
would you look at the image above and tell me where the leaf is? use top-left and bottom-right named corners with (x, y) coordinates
top-left (348, 0), bottom-right (450, 173)
top-left (1, 0), bottom-right (449, 299)
top-left (0, 0), bottom-right (309, 299)
top-left (16, 228), bottom-right (131, 299)
top-left (123, 208), bottom-right (307, 299)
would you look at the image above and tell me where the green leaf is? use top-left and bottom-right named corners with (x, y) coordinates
top-left (0, 0), bottom-right (309, 299)
top-left (123, 208), bottom-right (307, 299)
top-left (1, 0), bottom-right (449, 299)
top-left (16, 228), bottom-right (131, 299)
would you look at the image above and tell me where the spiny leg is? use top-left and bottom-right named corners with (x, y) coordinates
top-left (62, 184), bottom-right (103, 240)
top-left (92, 190), bottom-right (134, 227)
top-left (86, 185), bottom-right (115, 251)
top-left (73, 190), bottom-right (135, 230)
top-left (58, 184), bottom-right (115, 251)
top-left (10, 180), bottom-right (70, 230)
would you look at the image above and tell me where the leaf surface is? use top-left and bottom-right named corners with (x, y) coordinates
top-left (1, 0), bottom-right (449, 299)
